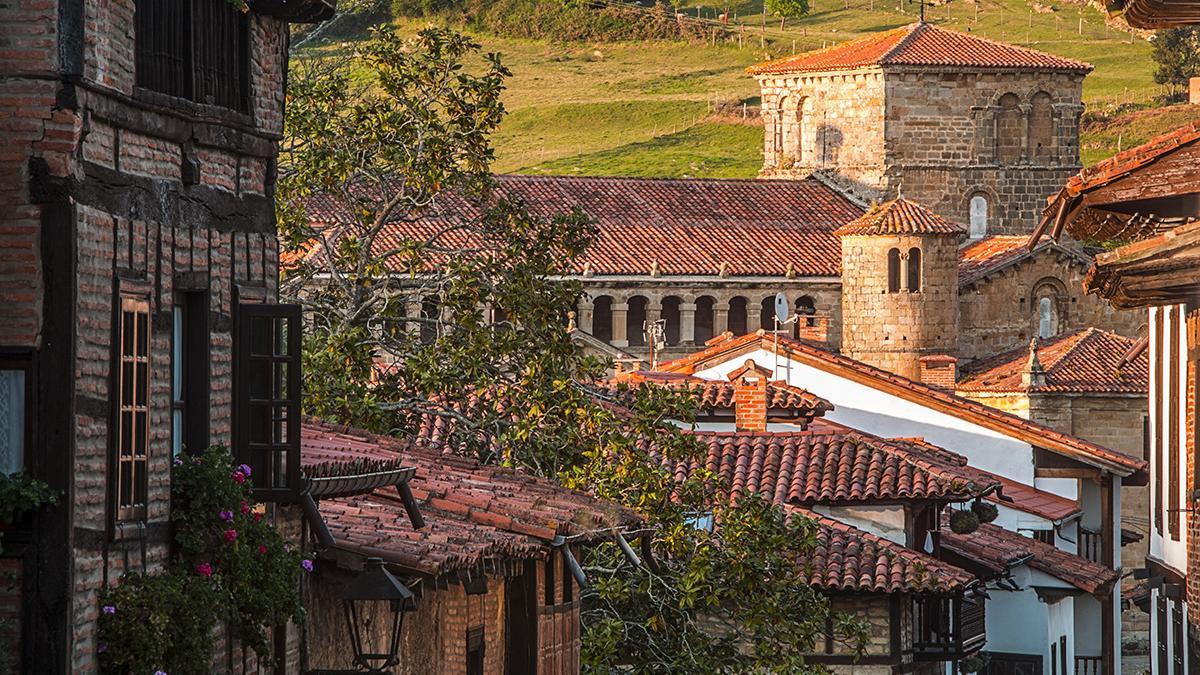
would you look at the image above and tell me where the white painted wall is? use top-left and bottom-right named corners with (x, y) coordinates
top-left (1147, 305), bottom-right (1189, 576)
top-left (1075, 594), bottom-right (1103, 656)
top-left (983, 583), bottom-right (1049, 655)
top-left (811, 504), bottom-right (907, 544)
top-left (1048, 596), bottom-right (1076, 672)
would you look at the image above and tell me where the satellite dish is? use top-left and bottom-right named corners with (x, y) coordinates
top-left (773, 292), bottom-right (789, 324)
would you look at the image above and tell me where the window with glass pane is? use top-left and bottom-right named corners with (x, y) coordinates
top-left (235, 304), bottom-right (301, 501)
top-left (116, 296), bottom-right (151, 521)
top-left (0, 358), bottom-right (29, 475)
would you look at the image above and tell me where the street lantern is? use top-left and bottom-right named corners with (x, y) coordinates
top-left (342, 557), bottom-right (416, 672)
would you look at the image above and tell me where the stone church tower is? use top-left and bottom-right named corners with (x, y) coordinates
top-left (835, 199), bottom-right (966, 380)
top-left (749, 22), bottom-right (1091, 236)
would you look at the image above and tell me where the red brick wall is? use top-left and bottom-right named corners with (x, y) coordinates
top-left (1185, 306), bottom-right (1198, 634)
top-left (731, 362), bottom-right (770, 432)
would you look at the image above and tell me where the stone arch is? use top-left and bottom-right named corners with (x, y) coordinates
top-left (627, 295), bottom-right (649, 347)
top-left (694, 295), bottom-right (715, 343)
top-left (662, 296), bottom-right (682, 346)
top-left (968, 193), bottom-right (989, 239)
top-left (778, 95), bottom-right (804, 164)
top-left (1031, 277), bottom-right (1068, 339)
top-left (1029, 91), bottom-right (1054, 162)
top-left (728, 296), bottom-right (749, 336)
top-left (792, 295), bottom-right (817, 338)
top-left (592, 295), bottom-right (613, 342)
top-left (759, 296), bottom-right (777, 332)
top-left (994, 93), bottom-right (1023, 166)
top-left (887, 248), bottom-right (902, 293)
top-left (906, 246), bottom-right (922, 292)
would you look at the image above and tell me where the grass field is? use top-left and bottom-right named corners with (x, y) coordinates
top-left (1080, 104), bottom-right (1200, 165)
top-left (300, 0), bottom-right (1167, 178)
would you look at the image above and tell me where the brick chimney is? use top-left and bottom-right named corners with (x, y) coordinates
top-left (918, 354), bottom-right (958, 391)
top-left (794, 314), bottom-right (829, 344)
top-left (727, 359), bottom-right (773, 432)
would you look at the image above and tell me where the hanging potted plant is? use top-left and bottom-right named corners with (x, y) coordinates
top-left (970, 499), bottom-right (999, 524)
top-left (949, 508), bottom-right (980, 535)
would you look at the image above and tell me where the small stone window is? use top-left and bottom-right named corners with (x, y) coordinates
top-left (887, 248), bottom-right (901, 293)
top-left (968, 194), bottom-right (989, 239)
top-left (1030, 92), bottom-right (1055, 162)
top-left (906, 247), bottom-right (922, 292)
top-left (995, 93), bottom-right (1023, 166)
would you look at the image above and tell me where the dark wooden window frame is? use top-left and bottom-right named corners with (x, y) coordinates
top-left (1169, 306), bottom-right (1181, 540)
top-left (134, 0), bottom-right (251, 112)
top-left (466, 625), bottom-right (485, 675)
top-left (172, 290), bottom-right (211, 457)
top-left (0, 351), bottom-right (34, 474)
top-left (112, 293), bottom-right (152, 525)
top-left (1154, 308), bottom-right (1164, 535)
top-left (234, 303), bottom-right (302, 502)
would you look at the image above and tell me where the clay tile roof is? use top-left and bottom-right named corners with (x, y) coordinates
top-left (957, 328), bottom-right (1149, 395)
top-left (657, 331), bottom-right (1148, 478)
top-left (983, 472), bottom-right (1082, 524)
top-left (941, 521), bottom-right (1119, 595)
top-left (611, 370), bottom-right (833, 418)
top-left (789, 506), bottom-right (976, 594)
top-left (958, 235), bottom-right (1053, 285)
top-left (304, 174), bottom-right (863, 278)
top-left (833, 198), bottom-right (966, 237)
top-left (748, 22), bottom-right (1091, 75)
top-left (300, 419), bottom-right (642, 577)
top-left (656, 423), bottom-right (999, 504)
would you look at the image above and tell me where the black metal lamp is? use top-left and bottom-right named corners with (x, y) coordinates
top-left (342, 557), bottom-right (416, 672)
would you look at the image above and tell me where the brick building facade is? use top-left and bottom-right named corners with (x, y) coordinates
top-left (0, 0), bottom-right (332, 670)
top-left (751, 22), bottom-right (1090, 237)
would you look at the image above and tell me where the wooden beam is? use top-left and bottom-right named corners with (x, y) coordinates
top-left (1035, 467), bottom-right (1102, 480)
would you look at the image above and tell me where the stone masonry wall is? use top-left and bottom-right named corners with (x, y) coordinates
top-left (840, 234), bottom-right (961, 381)
top-left (957, 247), bottom-right (1144, 363)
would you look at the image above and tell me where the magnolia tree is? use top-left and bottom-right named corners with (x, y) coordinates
top-left (279, 26), bottom-right (864, 671)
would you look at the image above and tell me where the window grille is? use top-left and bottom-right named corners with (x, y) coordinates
top-left (135, 0), bottom-right (249, 111)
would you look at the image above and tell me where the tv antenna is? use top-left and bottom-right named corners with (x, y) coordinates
top-left (771, 292), bottom-right (798, 378)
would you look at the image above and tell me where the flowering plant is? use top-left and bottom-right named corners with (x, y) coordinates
top-left (99, 446), bottom-right (307, 673)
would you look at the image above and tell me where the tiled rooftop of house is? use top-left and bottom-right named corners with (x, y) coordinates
top-left (747, 22), bottom-right (1091, 75)
top-left (940, 521), bottom-right (1119, 595)
top-left (791, 507), bottom-right (977, 594)
top-left (656, 422), bottom-right (999, 505)
top-left (609, 370), bottom-right (833, 418)
top-left (957, 328), bottom-right (1148, 395)
top-left (304, 175), bottom-right (864, 278)
top-left (833, 198), bottom-right (966, 237)
top-left (957, 234), bottom-right (1092, 287)
top-left (658, 331), bottom-right (1148, 478)
top-left (301, 419), bottom-right (642, 577)
top-left (983, 472), bottom-right (1083, 524)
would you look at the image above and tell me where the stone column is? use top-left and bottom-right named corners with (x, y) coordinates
top-left (1019, 104), bottom-right (1032, 163)
top-left (611, 302), bottom-right (629, 347)
top-left (679, 302), bottom-right (697, 344)
top-left (576, 298), bottom-right (594, 334)
top-left (747, 299), bottom-right (762, 333)
top-left (713, 299), bottom-right (730, 336)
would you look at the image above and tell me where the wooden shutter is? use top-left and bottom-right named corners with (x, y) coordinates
top-left (1155, 309), bottom-right (1164, 535)
top-left (114, 295), bottom-right (151, 523)
top-left (234, 303), bottom-right (302, 502)
top-left (1170, 306), bottom-right (1181, 539)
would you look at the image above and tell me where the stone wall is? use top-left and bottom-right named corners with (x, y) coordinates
top-left (840, 233), bottom-right (961, 381)
top-left (958, 247), bottom-right (1144, 363)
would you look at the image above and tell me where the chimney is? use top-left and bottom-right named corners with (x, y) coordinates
top-left (794, 314), bottom-right (829, 344)
top-left (727, 359), bottom-right (772, 432)
top-left (1021, 337), bottom-right (1046, 389)
top-left (918, 354), bottom-right (958, 391)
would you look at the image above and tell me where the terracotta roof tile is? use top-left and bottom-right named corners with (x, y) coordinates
top-left (610, 370), bottom-right (833, 419)
top-left (957, 328), bottom-right (1148, 394)
top-left (790, 507), bottom-right (976, 594)
top-left (304, 175), bottom-right (863, 278)
top-left (657, 331), bottom-right (1148, 478)
top-left (834, 198), bottom-right (966, 237)
top-left (941, 521), bottom-right (1119, 594)
top-left (301, 419), bottom-right (642, 577)
top-left (656, 423), bottom-right (999, 504)
top-left (956, 234), bottom-right (1092, 286)
top-left (748, 23), bottom-right (1091, 75)
top-left (984, 472), bottom-right (1082, 524)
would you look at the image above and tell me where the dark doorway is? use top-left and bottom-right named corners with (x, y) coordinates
top-left (505, 561), bottom-right (537, 674)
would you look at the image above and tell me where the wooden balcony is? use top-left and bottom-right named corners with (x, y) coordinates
top-left (1078, 528), bottom-right (1102, 564)
top-left (911, 594), bottom-right (986, 660)
top-left (1075, 655), bottom-right (1103, 675)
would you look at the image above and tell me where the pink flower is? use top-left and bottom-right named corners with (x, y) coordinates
top-left (258, 544), bottom-right (267, 555)
top-left (301, 559), bottom-right (314, 573)
top-left (254, 512), bottom-right (263, 523)
top-left (196, 563), bottom-right (213, 578)
top-left (224, 529), bottom-right (238, 543)
top-left (240, 501), bottom-right (250, 515)
top-left (232, 471), bottom-right (246, 485)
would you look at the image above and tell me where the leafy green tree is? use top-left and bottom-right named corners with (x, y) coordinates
top-left (279, 25), bottom-right (864, 671)
top-left (766, 0), bottom-right (809, 28)
top-left (1152, 26), bottom-right (1200, 88)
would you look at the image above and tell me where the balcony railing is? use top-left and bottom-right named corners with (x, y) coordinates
top-left (1079, 529), bottom-right (1102, 564)
top-left (1075, 655), bottom-right (1103, 675)
top-left (912, 594), bottom-right (986, 660)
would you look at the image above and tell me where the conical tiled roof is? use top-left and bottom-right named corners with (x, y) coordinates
top-left (833, 198), bottom-right (966, 237)
top-left (748, 22), bottom-right (1092, 75)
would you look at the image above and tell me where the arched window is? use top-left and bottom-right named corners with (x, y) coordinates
top-left (592, 296), bottom-right (613, 342)
top-left (1032, 279), bottom-right (1066, 339)
top-left (906, 247), bottom-right (922, 292)
top-left (627, 295), bottom-right (648, 347)
top-left (1038, 297), bottom-right (1055, 338)
top-left (780, 96), bottom-right (803, 163)
top-left (662, 296), bottom-right (682, 346)
top-left (728, 297), bottom-right (748, 336)
top-left (1030, 92), bottom-right (1054, 162)
top-left (793, 296), bottom-right (817, 338)
top-left (760, 296), bottom-right (777, 332)
top-left (887, 248), bottom-right (901, 293)
top-left (774, 95), bottom-right (789, 163)
top-left (694, 296), bottom-right (715, 343)
top-left (969, 194), bottom-right (989, 239)
top-left (995, 93), bottom-right (1022, 165)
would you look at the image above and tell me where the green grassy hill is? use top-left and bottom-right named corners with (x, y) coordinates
top-left (300, 0), bottom-right (1168, 178)
top-left (1081, 104), bottom-right (1200, 165)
